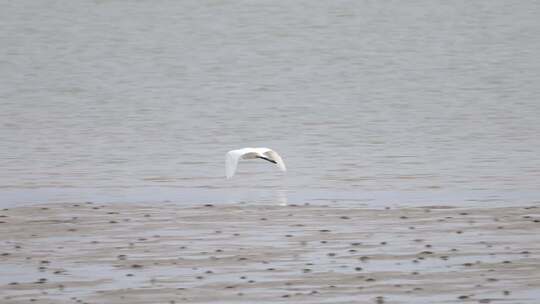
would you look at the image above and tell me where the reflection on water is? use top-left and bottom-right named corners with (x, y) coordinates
top-left (1, 0), bottom-right (540, 205)
top-left (277, 190), bottom-right (288, 206)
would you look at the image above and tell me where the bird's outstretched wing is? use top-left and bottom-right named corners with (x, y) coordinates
top-left (225, 150), bottom-right (244, 178)
top-left (265, 150), bottom-right (287, 172)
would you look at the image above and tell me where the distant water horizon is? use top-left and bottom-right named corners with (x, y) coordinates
top-left (1, 0), bottom-right (540, 206)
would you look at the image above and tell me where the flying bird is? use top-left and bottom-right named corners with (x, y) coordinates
top-left (225, 147), bottom-right (286, 179)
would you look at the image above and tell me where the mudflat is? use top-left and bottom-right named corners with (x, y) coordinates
top-left (1, 202), bottom-right (539, 303)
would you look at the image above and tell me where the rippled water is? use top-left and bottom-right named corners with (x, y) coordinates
top-left (1, 0), bottom-right (540, 205)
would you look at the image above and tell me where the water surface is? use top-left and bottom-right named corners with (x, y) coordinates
top-left (1, 0), bottom-right (540, 206)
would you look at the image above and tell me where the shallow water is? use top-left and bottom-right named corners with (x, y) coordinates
top-left (1, 0), bottom-right (540, 206)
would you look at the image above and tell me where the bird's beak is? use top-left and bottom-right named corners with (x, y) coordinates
top-left (257, 156), bottom-right (277, 164)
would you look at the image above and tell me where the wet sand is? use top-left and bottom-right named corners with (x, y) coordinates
top-left (1, 202), bottom-right (539, 303)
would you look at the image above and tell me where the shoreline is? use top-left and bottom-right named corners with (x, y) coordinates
top-left (2, 187), bottom-right (540, 209)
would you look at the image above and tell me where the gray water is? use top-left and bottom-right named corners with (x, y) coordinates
top-left (1, 0), bottom-right (540, 206)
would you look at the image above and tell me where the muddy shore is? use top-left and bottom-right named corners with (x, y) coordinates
top-left (1, 202), bottom-right (539, 303)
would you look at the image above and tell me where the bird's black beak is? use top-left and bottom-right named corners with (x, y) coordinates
top-left (257, 156), bottom-right (277, 164)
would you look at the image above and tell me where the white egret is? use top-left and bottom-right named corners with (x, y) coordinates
top-left (225, 147), bottom-right (286, 179)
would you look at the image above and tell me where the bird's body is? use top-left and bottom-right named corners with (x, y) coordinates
top-left (225, 147), bottom-right (286, 179)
